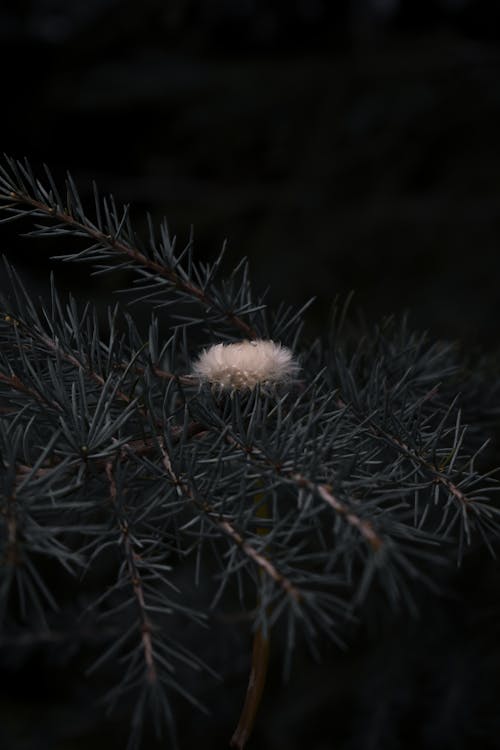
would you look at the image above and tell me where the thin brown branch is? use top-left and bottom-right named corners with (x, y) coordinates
top-left (7, 191), bottom-right (258, 339)
top-left (217, 518), bottom-right (299, 600)
top-left (105, 462), bottom-right (156, 684)
top-left (123, 362), bottom-right (195, 387)
top-left (12, 425), bottom-right (209, 492)
top-left (225, 434), bottom-right (384, 552)
top-left (42, 334), bottom-right (133, 404)
top-left (2, 315), bottom-right (173, 434)
top-left (157, 440), bottom-right (300, 602)
top-left (231, 489), bottom-right (272, 749)
top-left (0, 371), bottom-right (62, 412)
top-left (4, 315), bottom-right (135, 407)
top-left (293, 474), bottom-right (383, 552)
top-left (2, 313), bottom-right (198, 431)
top-left (368, 421), bottom-right (473, 508)
top-left (336, 394), bottom-right (475, 509)
top-left (230, 626), bottom-right (270, 750)
top-left (2, 316), bottom-right (133, 418)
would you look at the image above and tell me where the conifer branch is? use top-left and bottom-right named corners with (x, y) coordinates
top-left (373, 426), bottom-right (473, 507)
top-left (215, 517), bottom-right (300, 601)
top-left (0, 370), bottom-right (62, 413)
top-left (1, 171), bottom-right (258, 338)
top-left (225, 432), bottom-right (384, 552)
top-left (292, 474), bottom-right (383, 552)
top-left (157, 440), bottom-right (301, 602)
top-left (105, 462), bottom-right (157, 685)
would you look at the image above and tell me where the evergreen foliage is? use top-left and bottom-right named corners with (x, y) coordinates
top-left (1, 156), bottom-right (500, 749)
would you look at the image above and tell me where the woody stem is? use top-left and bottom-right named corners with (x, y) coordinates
top-left (230, 494), bottom-right (271, 749)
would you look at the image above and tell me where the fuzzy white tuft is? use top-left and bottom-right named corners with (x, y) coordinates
top-left (192, 340), bottom-right (299, 390)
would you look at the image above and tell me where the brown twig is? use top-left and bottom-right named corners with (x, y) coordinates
top-left (105, 462), bottom-right (157, 683)
top-left (0, 371), bottom-right (62, 413)
top-left (216, 518), bottom-right (299, 601)
top-left (293, 474), bottom-right (383, 552)
top-left (7, 190), bottom-right (258, 339)
top-left (156, 440), bottom-right (300, 602)
top-left (230, 488), bottom-right (273, 749)
top-left (366, 419), bottom-right (474, 509)
top-left (230, 626), bottom-right (270, 750)
top-left (225, 434), bottom-right (384, 552)
top-left (335, 392), bottom-right (475, 510)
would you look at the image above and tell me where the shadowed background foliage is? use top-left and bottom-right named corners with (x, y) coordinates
top-left (1, 2), bottom-right (500, 749)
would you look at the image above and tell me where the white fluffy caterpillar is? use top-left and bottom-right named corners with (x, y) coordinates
top-left (192, 339), bottom-right (299, 390)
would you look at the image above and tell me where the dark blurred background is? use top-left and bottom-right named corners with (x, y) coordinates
top-left (2, 0), bottom-right (500, 346)
top-left (2, 2), bottom-right (500, 749)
